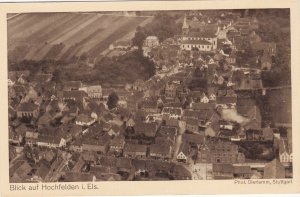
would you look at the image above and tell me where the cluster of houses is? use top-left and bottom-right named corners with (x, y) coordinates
top-left (8, 10), bottom-right (291, 182)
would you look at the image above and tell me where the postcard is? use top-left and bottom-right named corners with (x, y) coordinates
top-left (0, 0), bottom-right (299, 196)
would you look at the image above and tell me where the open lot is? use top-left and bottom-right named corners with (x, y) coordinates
top-left (8, 13), bottom-right (152, 62)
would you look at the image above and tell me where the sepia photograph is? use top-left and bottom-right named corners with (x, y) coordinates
top-left (7, 8), bottom-right (293, 183)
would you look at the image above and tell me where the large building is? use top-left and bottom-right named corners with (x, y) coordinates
top-left (86, 85), bottom-right (102, 99)
top-left (181, 16), bottom-right (218, 51)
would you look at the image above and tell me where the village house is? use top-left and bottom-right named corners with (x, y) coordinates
top-left (165, 82), bottom-right (178, 98)
top-left (37, 112), bottom-right (52, 129)
top-left (132, 79), bottom-right (146, 91)
top-left (182, 133), bottom-right (205, 148)
top-left (9, 129), bottom-right (23, 145)
top-left (279, 139), bottom-right (292, 163)
top-left (101, 88), bottom-right (114, 101)
top-left (10, 160), bottom-right (33, 183)
top-left (191, 102), bottom-right (215, 111)
top-left (108, 135), bottom-right (125, 156)
top-left (207, 87), bottom-right (217, 101)
top-left (25, 131), bottom-right (39, 146)
top-left (115, 89), bottom-right (130, 108)
top-left (172, 164), bottom-right (192, 180)
top-left (60, 90), bottom-right (87, 103)
top-left (69, 139), bottom-right (83, 152)
top-left (181, 39), bottom-right (214, 51)
top-left (185, 118), bottom-right (199, 133)
top-left (197, 144), bottom-right (211, 163)
top-left (63, 81), bottom-right (82, 91)
top-left (156, 126), bottom-right (178, 142)
top-left (8, 70), bottom-right (30, 85)
top-left (109, 40), bottom-right (132, 50)
top-left (200, 93), bottom-right (210, 103)
top-left (251, 41), bottom-right (276, 56)
top-left (177, 142), bottom-right (190, 163)
top-left (17, 102), bottom-right (39, 119)
top-left (149, 143), bottom-right (172, 160)
top-left (85, 85), bottom-right (102, 99)
top-left (75, 113), bottom-right (96, 126)
top-left (181, 16), bottom-right (218, 51)
top-left (141, 100), bottom-right (160, 114)
top-left (108, 125), bottom-right (121, 137)
top-left (37, 133), bottom-right (67, 148)
top-left (134, 122), bottom-right (158, 139)
top-left (242, 106), bottom-right (262, 131)
top-left (123, 143), bottom-right (147, 159)
top-left (262, 127), bottom-right (274, 141)
top-left (216, 95), bottom-right (237, 109)
top-left (82, 133), bottom-right (111, 154)
top-left (212, 164), bottom-right (234, 179)
top-left (233, 165), bottom-right (252, 179)
top-left (208, 139), bottom-right (245, 164)
top-left (144, 36), bottom-right (160, 47)
top-left (225, 52), bottom-right (236, 64)
top-left (183, 109), bottom-right (214, 126)
top-left (162, 107), bottom-right (183, 120)
top-left (263, 159), bottom-right (285, 179)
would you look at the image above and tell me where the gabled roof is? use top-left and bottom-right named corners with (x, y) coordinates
top-left (192, 102), bottom-right (215, 111)
top-left (141, 100), bottom-right (157, 109)
top-left (182, 133), bottom-right (205, 145)
top-left (213, 164), bottom-right (234, 173)
top-left (262, 127), bottom-right (274, 139)
top-left (263, 159), bottom-right (285, 179)
top-left (150, 143), bottom-right (171, 156)
top-left (63, 81), bottom-right (82, 90)
top-left (216, 96), bottom-right (237, 104)
top-left (233, 166), bottom-right (251, 174)
top-left (38, 112), bottom-right (52, 125)
top-left (62, 90), bottom-right (87, 100)
top-left (162, 107), bottom-right (182, 116)
top-left (178, 142), bottom-right (190, 156)
top-left (124, 143), bottom-right (147, 153)
top-left (82, 133), bottom-right (110, 146)
top-left (181, 39), bottom-right (212, 45)
top-left (157, 126), bottom-right (177, 139)
top-left (251, 42), bottom-right (276, 51)
top-left (134, 122), bottom-right (158, 137)
top-left (185, 118), bottom-right (198, 126)
top-left (279, 139), bottom-right (290, 155)
top-left (76, 113), bottom-right (94, 123)
top-left (17, 102), bottom-right (38, 112)
top-left (186, 28), bottom-right (217, 38)
top-left (110, 135), bottom-right (125, 147)
top-left (183, 109), bottom-right (214, 121)
top-left (64, 172), bottom-right (93, 182)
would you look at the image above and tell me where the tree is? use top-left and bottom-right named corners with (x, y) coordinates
top-left (132, 27), bottom-right (146, 49)
top-left (107, 92), bottom-right (119, 110)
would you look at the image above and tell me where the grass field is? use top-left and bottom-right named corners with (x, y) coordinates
top-left (8, 13), bottom-right (153, 62)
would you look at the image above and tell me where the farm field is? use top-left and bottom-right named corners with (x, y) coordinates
top-left (7, 12), bottom-right (153, 62)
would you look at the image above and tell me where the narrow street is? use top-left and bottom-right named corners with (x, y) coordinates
top-left (172, 120), bottom-right (186, 161)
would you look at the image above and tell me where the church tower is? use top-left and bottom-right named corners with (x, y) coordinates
top-left (182, 14), bottom-right (189, 35)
